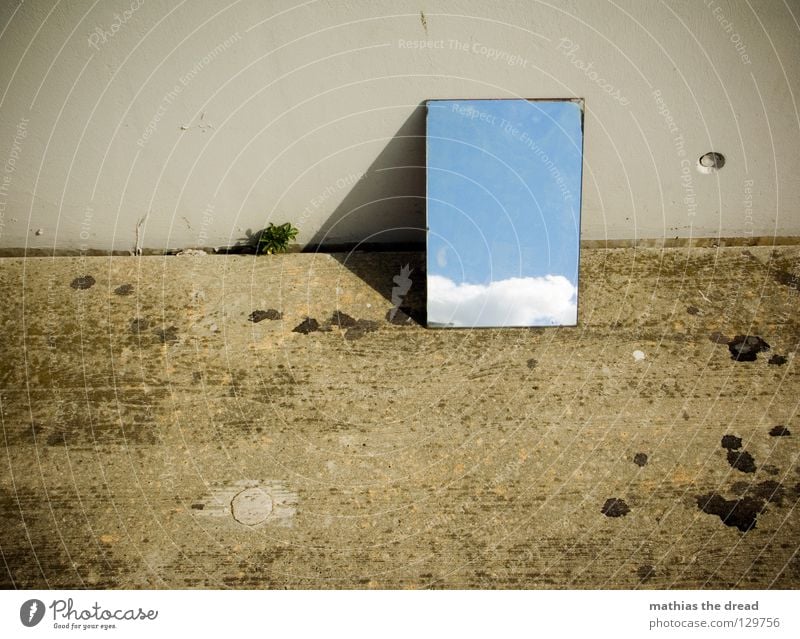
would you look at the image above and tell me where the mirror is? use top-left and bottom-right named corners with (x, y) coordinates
top-left (425, 99), bottom-right (583, 328)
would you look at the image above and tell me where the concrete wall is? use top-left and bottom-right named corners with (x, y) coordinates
top-left (0, 0), bottom-right (798, 252)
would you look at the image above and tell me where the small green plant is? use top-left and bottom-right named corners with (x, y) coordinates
top-left (256, 222), bottom-right (299, 255)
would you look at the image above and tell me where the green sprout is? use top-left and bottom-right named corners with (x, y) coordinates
top-left (256, 222), bottom-right (299, 255)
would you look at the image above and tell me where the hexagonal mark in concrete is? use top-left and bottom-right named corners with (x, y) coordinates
top-left (194, 479), bottom-right (298, 529)
top-left (231, 487), bottom-right (274, 526)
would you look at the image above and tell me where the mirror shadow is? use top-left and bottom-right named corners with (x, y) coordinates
top-left (303, 104), bottom-right (428, 325)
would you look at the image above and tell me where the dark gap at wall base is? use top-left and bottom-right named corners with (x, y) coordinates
top-left (1, 236), bottom-right (799, 258)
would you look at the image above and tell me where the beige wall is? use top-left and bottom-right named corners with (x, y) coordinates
top-left (0, 0), bottom-right (798, 252)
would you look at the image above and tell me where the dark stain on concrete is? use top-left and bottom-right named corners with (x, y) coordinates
top-left (344, 319), bottom-right (380, 341)
top-left (721, 434), bottom-right (742, 450)
top-left (154, 326), bottom-right (179, 344)
top-left (686, 305), bottom-right (700, 315)
top-left (730, 480), bottom-right (786, 506)
top-left (601, 498), bottom-right (630, 517)
top-left (248, 309), bottom-right (282, 322)
top-left (768, 354), bottom-right (788, 366)
top-left (730, 481), bottom-right (750, 495)
top-left (633, 453), bottom-right (648, 467)
top-left (728, 335), bottom-right (770, 362)
top-left (70, 275), bottom-right (96, 290)
top-left (769, 425), bottom-right (791, 437)
top-left (709, 332), bottom-right (730, 344)
top-left (752, 480), bottom-right (786, 506)
top-left (637, 564), bottom-right (655, 582)
top-left (696, 493), bottom-right (763, 532)
top-left (113, 284), bottom-right (134, 296)
top-left (773, 268), bottom-right (800, 291)
top-left (727, 449), bottom-right (757, 473)
top-left (190, 503), bottom-right (204, 510)
top-left (527, 358), bottom-right (538, 370)
top-left (293, 318), bottom-right (320, 334)
top-left (344, 328), bottom-right (367, 340)
top-left (330, 311), bottom-right (357, 328)
top-left (129, 318), bottom-right (150, 334)
top-left (762, 464), bottom-right (781, 476)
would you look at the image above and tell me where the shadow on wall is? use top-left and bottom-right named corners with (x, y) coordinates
top-left (226, 104), bottom-right (428, 322)
top-left (305, 103), bottom-right (428, 321)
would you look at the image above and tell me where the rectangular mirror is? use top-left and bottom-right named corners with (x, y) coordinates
top-left (425, 99), bottom-right (584, 328)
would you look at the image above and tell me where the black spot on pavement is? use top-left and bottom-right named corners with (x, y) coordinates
top-left (355, 319), bottom-right (379, 331)
top-left (292, 318), bottom-right (320, 334)
top-left (330, 311), bottom-right (357, 328)
top-left (344, 319), bottom-right (380, 341)
top-left (769, 425), bottom-right (791, 437)
top-left (768, 354), bottom-right (788, 366)
top-left (129, 318), bottom-right (150, 334)
top-left (728, 335), bottom-right (770, 362)
top-left (727, 449), bottom-right (757, 473)
top-left (730, 480), bottom-right (785, 506)
top-left (601, 498), bottom-right (630, 517)
top-left (637, 565), bottom-right (655, 582)
top-left (70, 275), bottom-right (96, 290)
top-left (248, 309), bottom-right (282, 323)
top-left (751, 480), bottom-right (786, 506)
top-left (721, 434), bottom-right (742, 450)
top-left (527, 358), bottom-right (538, 370)
top-left (709, 332), bottom-right (730, 344)
top-left (634, 453), bottom-right (648, 467)
top-left (686, 305), bottom-right (700, 315)
top-left (154, 326), bottom-right (179, 344)
top-left (190, 503), bottom-right (204, 510)
top-left (730, 481), bottom-right (750, 495)
top-left (696, 493), bottom-right (763, 532)
top-left (762, 464), bottom-right (780, 476)
top-left (114, 284), bottom-right (134, 296)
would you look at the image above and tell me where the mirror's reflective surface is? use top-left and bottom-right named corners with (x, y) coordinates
top-left (426, 99), bottom-right (583, 328)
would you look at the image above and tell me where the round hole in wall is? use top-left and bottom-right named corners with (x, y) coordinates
top-left (698, 151), bottom-right (725, 173)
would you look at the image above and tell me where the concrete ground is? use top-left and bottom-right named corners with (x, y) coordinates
top-left (0, 245), bottom-right (798, 589)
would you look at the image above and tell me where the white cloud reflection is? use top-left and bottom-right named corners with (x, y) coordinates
top-left (428, 274), bottom-right (577, 327)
